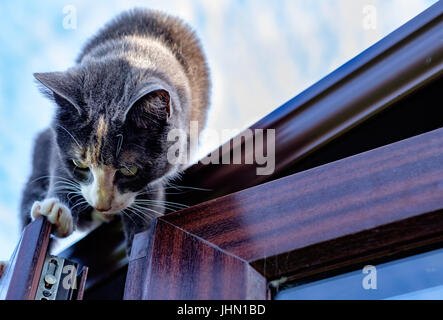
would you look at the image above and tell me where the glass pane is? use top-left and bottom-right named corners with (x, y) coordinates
top-left (274, 248), bottom-right (443, 300)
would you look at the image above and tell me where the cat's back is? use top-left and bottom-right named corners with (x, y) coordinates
top-left (77, 8), bottom-right (208, 81)
top-left (77, 8), bottom-right (210, 124)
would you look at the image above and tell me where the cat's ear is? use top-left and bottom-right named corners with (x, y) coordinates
top-left (34, 72), bottom-right (83, 115)
top-left (124, 89), bottom-right (171, 128)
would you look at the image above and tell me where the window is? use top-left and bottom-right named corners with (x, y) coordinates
top-left (275, 247), bottom-right (443, 300)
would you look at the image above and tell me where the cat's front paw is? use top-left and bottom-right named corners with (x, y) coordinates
top-left (31, 198), bottom-right (73, 237)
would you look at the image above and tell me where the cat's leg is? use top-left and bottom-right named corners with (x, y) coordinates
top-left (30, 198), bottom-right (74, 237)
top-left (21, 130), bottom-right (75, 237)
top-left (20, 129), bottom-right (53, 229)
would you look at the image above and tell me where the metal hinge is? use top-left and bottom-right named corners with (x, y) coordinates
top-left (35, 254), bottom-right (88, 300)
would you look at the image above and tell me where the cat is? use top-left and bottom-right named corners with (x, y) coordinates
top-left (19, 8), bottom-right (210, 254)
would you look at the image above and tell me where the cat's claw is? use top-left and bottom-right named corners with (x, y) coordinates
top-left (31, 198), bottom-right (73, 238)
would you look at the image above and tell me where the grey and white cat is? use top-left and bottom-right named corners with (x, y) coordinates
top-left (20, 8), bottom-right (210, 253)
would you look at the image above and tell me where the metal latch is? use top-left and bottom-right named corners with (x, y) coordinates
top-left (35, 254), bottom-right (88, 300)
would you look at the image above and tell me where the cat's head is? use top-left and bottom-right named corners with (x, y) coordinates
top-left (34, 61), bottom-right (186, 214)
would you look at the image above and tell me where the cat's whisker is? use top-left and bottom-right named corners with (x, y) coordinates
top-left (140, 182), bottom-right (211, 195)
top-left (66, 190), bottom-right (82, 195)
top-left (129, 205), bottom-right (155, 220)
top-left (67, 192), bottom-right (83, 203)
top-left (78, 203), bottom-right (90, 212)
top-left (53, 180), bottom-right (80, 188)
top-left (121, 208), bottom-right (137, 225)
top-left (55, 124), bottom-right (82, 149)
top-left (53, 176), bottom-right (80, 184)
top-left (52, 182), bottom-right (79, 188)
top-left (125, 206), bottom-right (151, 225)
top-left (131, 203), bottom-right (164, 219)
top-left (52, 189), bottom-right (81, 197)
top-left (129, 204), bottom-right (158, 220)
top-left (71, 198), bottom-right (88, 207)
top-left (71, 199), bottom-right (89, 211)
top-left (135, 198), bottom-right (189, 208)
top-left (52, 187), bottom-right (80, 194)
top-left (133, 200), bottom-right (181, 212)
top-left (132, 208), bottom-right (153, 225)
top-left (53, 190), bottom-right (80, 196)
top-left (29, 175), bottom-right (81, 186)
top-left (165, 182), bottom-right (212, 192)
top-left (52, 175), bottom-right (80, 184)
top-left (133, 205), bottom-right (183, 215)
top-left (137, 188), bottom-right (191, 196)
top-left (51, 184), bottom-right (81, 193)
top-left (52, 184), bottom-right (80, 191)
top-left (134, 203), bottom-right (186, 213)
top-left (134, 199), bottom-right (183, 207)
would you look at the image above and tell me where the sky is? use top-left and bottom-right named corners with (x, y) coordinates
top-left (0, 0), bottom-right (438, 260)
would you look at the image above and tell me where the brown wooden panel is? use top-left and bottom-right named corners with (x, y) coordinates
top-left (0, 217), bottom-right (51, 300)
top-left (123, 229), bottom-right (152, 300)
top-left (130, 127), bottom-right (443, 298)
top-left (257, 211), bottom-right (443, 283)
top-left (163, 128), bottom-right (443, 261)
top-left (126, 220), bottom-right (267, 300)
top-left (75, 266), bottom-right (89, 300)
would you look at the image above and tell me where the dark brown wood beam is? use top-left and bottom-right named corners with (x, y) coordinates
top-left (0, 217), bottom-right (51, 300)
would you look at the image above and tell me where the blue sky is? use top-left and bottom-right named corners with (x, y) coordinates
top-left (0, 0), bottom-right (437, 260)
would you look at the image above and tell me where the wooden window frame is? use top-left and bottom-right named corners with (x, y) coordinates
top-left (0, 217), bottom-right (51, 300)
top-left (59, 2), bottom-right (442, 299)
top-left (124, 127), bottom-right (443, 299)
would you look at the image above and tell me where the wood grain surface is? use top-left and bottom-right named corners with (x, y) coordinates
top-left (127, 127), bottom-right (443, 299)
top-left (0, 217), bottom-right (51, 300)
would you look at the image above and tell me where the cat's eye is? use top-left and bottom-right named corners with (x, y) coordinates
top-left (72, 159), bottom-right (88, 169)
top-left (120, 166), bottom-right (138, 176)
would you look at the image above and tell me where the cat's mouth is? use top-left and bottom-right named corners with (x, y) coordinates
top-left (94, 208), bottom-right (119, 215)
top-left (91, 210), bottom-right (118, 223)
top-left (81, 186), bottom-right (137, 215)
top-left (91, 201), bottom-right (133, 215)
top-left (94, 206), bottom-right (117, 214)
